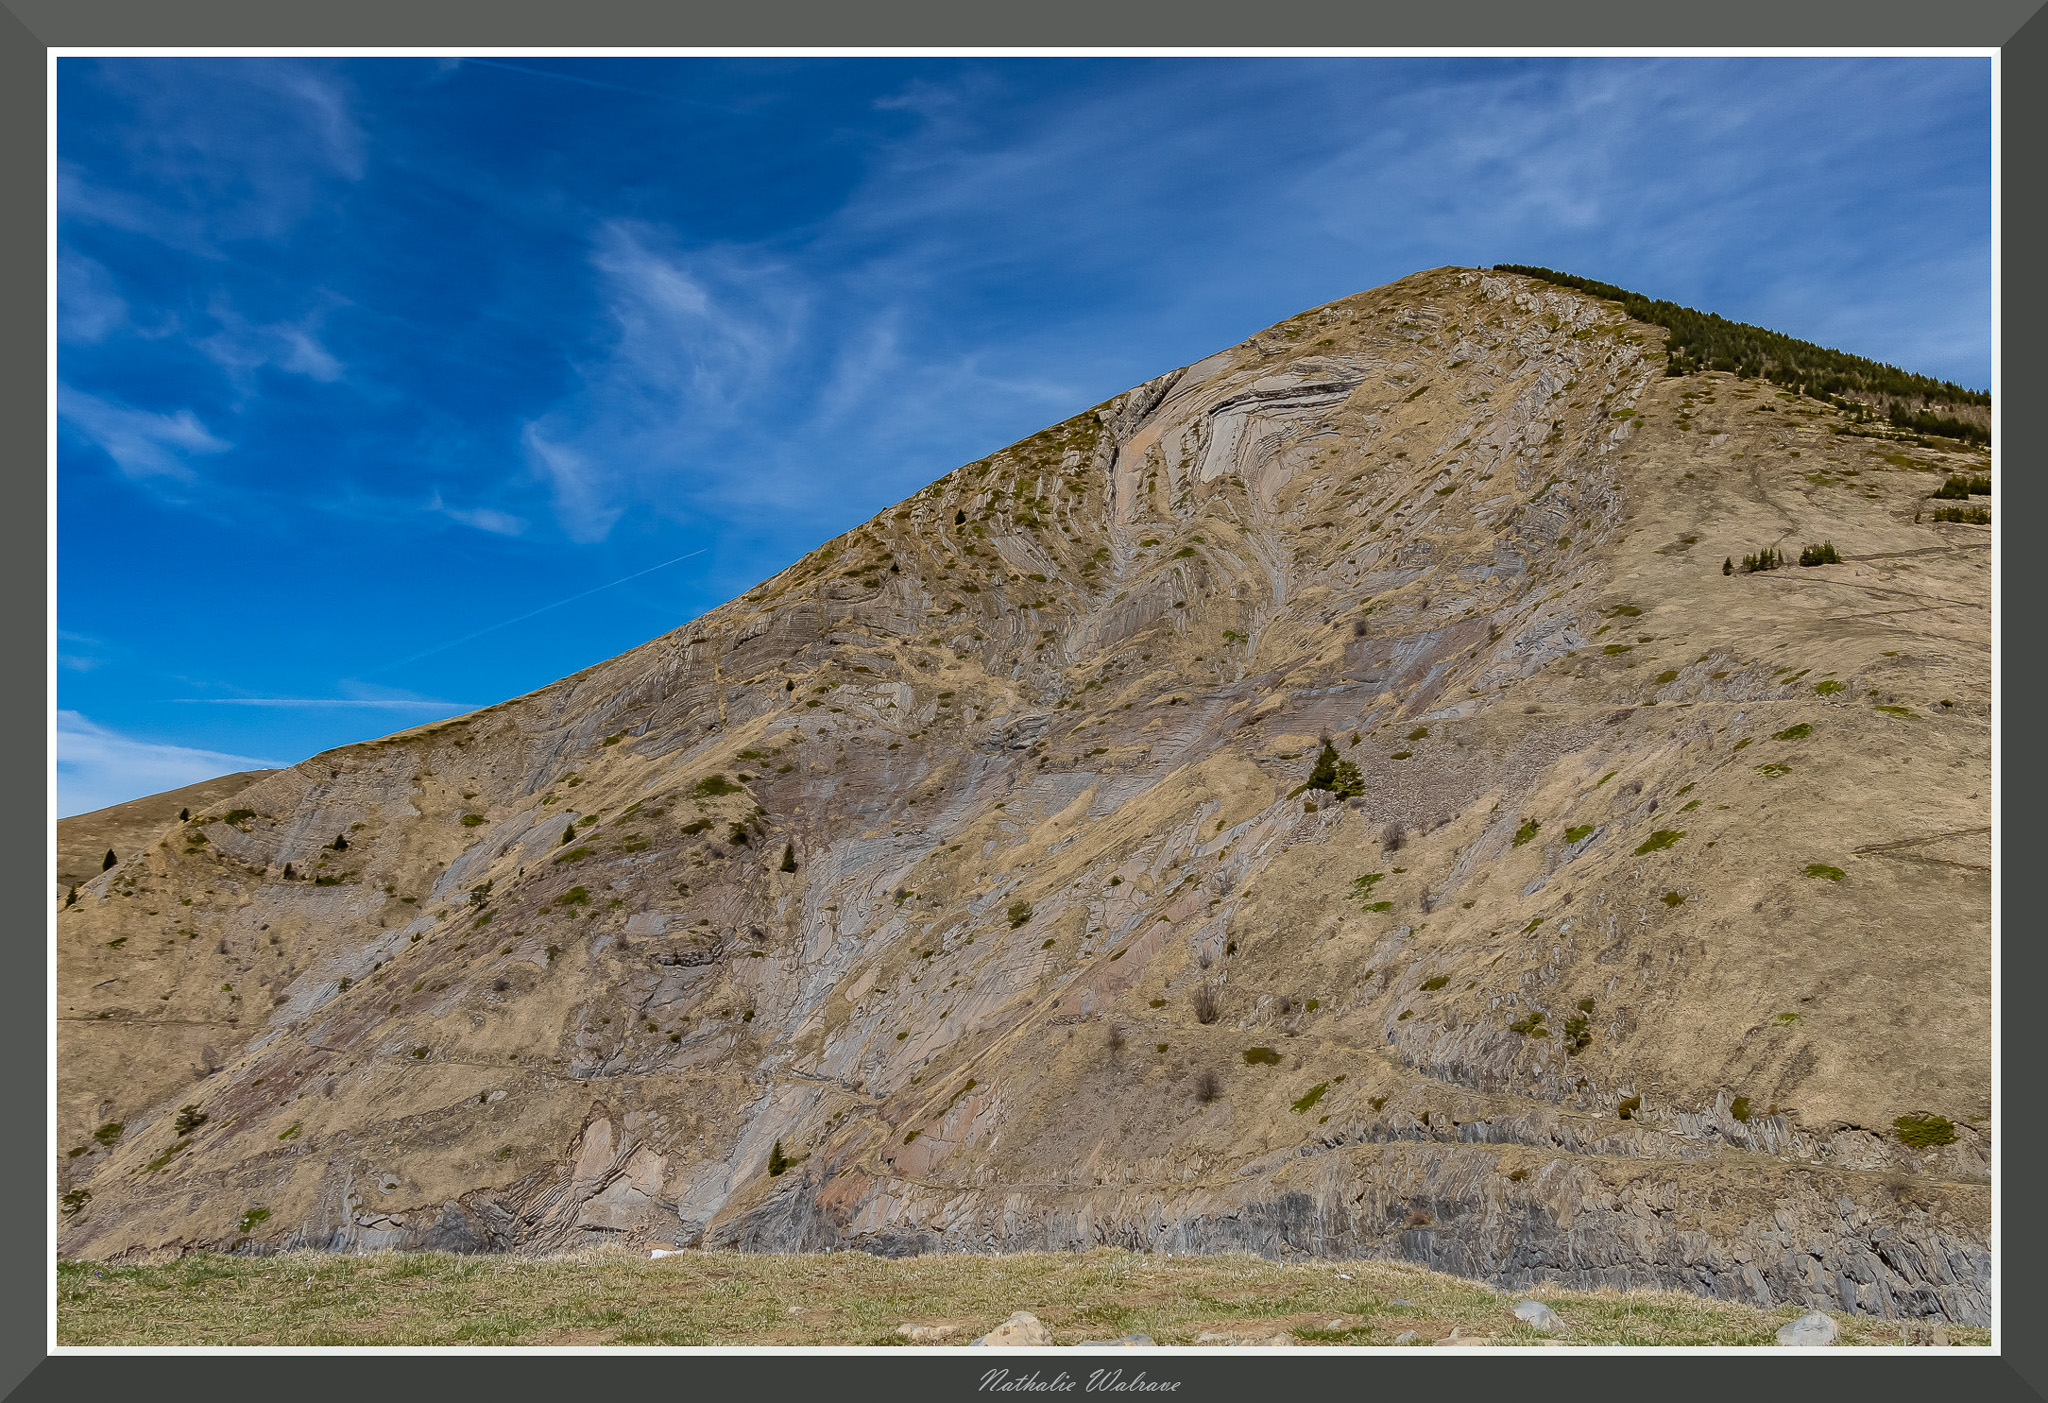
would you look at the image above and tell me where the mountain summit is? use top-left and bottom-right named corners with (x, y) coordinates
top-left (57, 267), bottom-right (1992, 1324)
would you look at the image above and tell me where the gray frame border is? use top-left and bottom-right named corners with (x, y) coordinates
top-left (11, 1), bottom-right (2036, 1398)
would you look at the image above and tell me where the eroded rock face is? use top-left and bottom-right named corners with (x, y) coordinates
top-left (55, 268), bottom-right (1991, 1323)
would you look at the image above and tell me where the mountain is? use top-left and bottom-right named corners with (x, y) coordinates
top-left (54, 267), bottom-right (1992, 1325)
top-left (57, 770), bottom-right (277, 902)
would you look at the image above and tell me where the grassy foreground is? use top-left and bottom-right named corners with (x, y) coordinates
top-left (57, 1247), bottom-right (1986, 1348)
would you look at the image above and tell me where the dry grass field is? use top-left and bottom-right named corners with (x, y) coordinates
top-left (56, 1247), bottom-right (1987, 1348)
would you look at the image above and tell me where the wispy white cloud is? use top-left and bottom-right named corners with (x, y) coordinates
top-left (427, 489), bottom-right (528, 537)
top-left (60, 59), bottom-right (366, 252)
top-left (522, 426), bottom-right (622, 545)
top-left (56, 710), bottom-right (282, 818)
top-left (57, 249), bottom-right (131, 344)
top-left (57, 385), bottom-right (230, 481)
top-left (512, 221), bottom-right (814, 541)
top-left (192, 296), bottom-right (345, 388)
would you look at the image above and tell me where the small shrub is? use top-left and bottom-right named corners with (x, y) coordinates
top-left (61, 1189), bottom-right (90, 1216)
top-left (779, 843), bottom-right (797, 873)
top-left (1894, 1114), bottom-right (1956, 1148)
top-left (1654, 669), bottom-right (1679, 685)
top-left (1564, 825), bottom-right (1595, 844)
top-left (1772, 723), bottom-right (1812, 740)
top-left (693, 774), bottom-right (743, 798)
top-left (1007, 901), bottom-right (1032, 929)
top-left (173, 1104), bottom-right (208, 1135)
top-left (460, 814), bottom-right (485, 827)
top-left (728, 824), bottom-right (750, 846)
top-left (1634, 829), bottom-right (1684, 855)
top-left (558, 886), bottom-right (590, 907)
top-left (1381, 822), bottom-right (1405, 852)
top-left (1291, 1083), bottom-right (1330, 1114)
top-left (1729, 1097), bottom-right (1751, 1122)
top-left (1192, 987), bottom-right (1221, 1024)
top-left (222, 809), bottom-right (256, 827)
top-left (553, 846), bottom-right (593, 864)
top-left (1420, 976), bottom-right (1449, 991)
top-left (1930, 505), bottom-right (1989, 523)
top-left (1243, 1046), bottom-right (1282, 1066)
top-left (1618, 1096), bottom-right (1641, 1120)
top-left (1512, 818), bottom-right (1540, 846)
top-left (1814, 680), bottom-right (1844, 695)
top-left (1562, 1013), bottom-right (1592, 1054)
top-left (1804, 864), bottom-right (1845, 881)
top-left (1194, 1070), bottom-right (1223, 1104)
top-left (1508, 1011), bottom-right (1548, 1037)
top-left (680, 819), bottom-right (712, 836)
top-left (92, 1122), bottom-right (122, 1147)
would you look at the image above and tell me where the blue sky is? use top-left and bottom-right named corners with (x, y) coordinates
top-left (55, 55), bottom-right (1992, 816)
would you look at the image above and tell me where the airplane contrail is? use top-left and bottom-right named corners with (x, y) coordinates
top-left (355, 547), bottom-right (709, 679)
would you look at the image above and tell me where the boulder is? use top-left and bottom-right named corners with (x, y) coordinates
top-left (972, 1312), bottom-right (1053, 1346)
top-left (1776, 1311), bottom-right (1839, 1347)
top-left (1512, 1299), bottom-right (1564, 1332)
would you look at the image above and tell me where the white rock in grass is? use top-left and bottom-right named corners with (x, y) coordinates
top-left (972, 1312), bottom-right (1053, 1346)
top-left (1512, 1299), bottom-right (1564, 1332)
top-left (1777, 1311), bottom-right (1839, 1346)
top-left (898, 1323), bottom-right (961, 1343)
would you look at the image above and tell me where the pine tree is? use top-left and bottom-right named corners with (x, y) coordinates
top-left (779, 843), bottom-right (797, 873)
top-left (102, 849), bottom-right (116, 871)
top-left (1306, 740), bottom-right (1340, 791)
top-left (561, 825), bottom-right (576, 846)
top-left (768, 1139), bottom-right (789, 1176)
top-left (332, 833), bottom-right (349, 851)
top-left (283, 862), bottom-right (295, 880)
top-left (65, 887), bottom-right (77, 907)
top-left (1723, 557), bottom-right (1733, 576)
top-left (179, 808), bottom-right (190, 821)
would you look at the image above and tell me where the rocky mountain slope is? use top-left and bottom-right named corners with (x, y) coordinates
top-left (57, 770), bottom-right (275, 901)
top-left (55, 268), bottom-right (1993, 1324)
